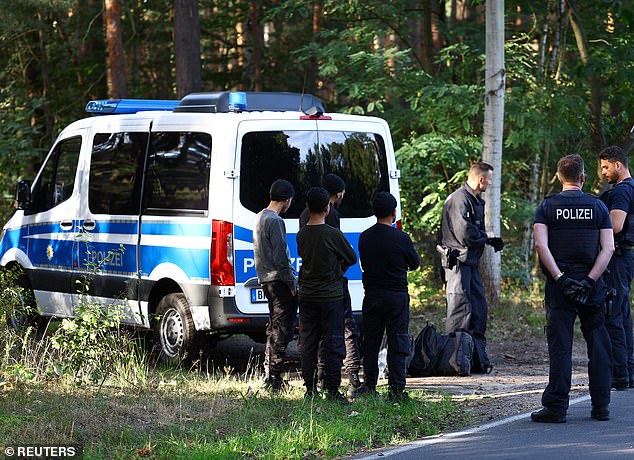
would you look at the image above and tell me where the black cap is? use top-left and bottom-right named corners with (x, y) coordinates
top-left (269, 179), bottom-right (295, 201)
top-left (306, 187), bottom-right (330, 213)
top-left (323, 173), bottom-right (346, 195)
top-left (372, 192), bottom-right (397, 218)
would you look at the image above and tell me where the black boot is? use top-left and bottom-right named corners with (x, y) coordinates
top-left (530, 407), bottom-right (566, 423)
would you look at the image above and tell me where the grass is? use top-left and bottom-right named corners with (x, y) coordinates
top-left (0, 372), bottom-right (459, 459)
top-left (1, 267), bottom-right (544, 459)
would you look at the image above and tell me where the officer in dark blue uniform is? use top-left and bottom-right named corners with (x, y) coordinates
top-left (440, 162), bottom-right (503, 373)
top-left (599, 145), bottom-right (634, 389)
top-left (532, 154), bottom-right (614, 423)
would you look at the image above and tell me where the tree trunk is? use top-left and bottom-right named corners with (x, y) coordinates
top-left (431, 0), bottom-right (445, 52)
top-left (174, 0), bottom-right (202, 98)
top-left (248, 0), bottom-right (263, 91)
top-left (481, 0), bottom-right (505, 306)
top-left (305, 1), bottom-right (321, 93)
top-left (105, 0), bottom-right (127, 98)
top-left (420, 0), bottom-right (433, 73)
top-left (36, 10), bottom-right (54, 144)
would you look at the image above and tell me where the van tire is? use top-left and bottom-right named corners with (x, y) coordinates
top-left (153, 293), bottom-right (197, 365)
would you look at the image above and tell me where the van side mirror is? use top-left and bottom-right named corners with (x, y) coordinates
top-left (15, 180), bottom-right (32, 210)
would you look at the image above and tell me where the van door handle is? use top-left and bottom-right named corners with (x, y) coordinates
top-left (83, 220), bottom-right (96, 231)
top-left (60, 220), bottom-right (73, 230)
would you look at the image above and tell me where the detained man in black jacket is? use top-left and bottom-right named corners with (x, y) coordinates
top-left (440, 162), bottom-right (503, 374)
top-left (359, 192), bottom-right (420, 401)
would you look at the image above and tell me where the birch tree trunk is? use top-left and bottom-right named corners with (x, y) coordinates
top-left (480, 0), bottom-right (505, 306)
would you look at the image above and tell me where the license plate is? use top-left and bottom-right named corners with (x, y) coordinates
top-left (250, 288), bottom-right (267, 303)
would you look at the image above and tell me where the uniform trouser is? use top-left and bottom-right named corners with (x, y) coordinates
top-left (262, 281), bottom-right (298, 380)
top-left (362, 289), bottom-right (410, 391)
top-left (444, 262), bottom-right (490, 372)
top-left (542, 278), bottom-right (612, 413)
top-left (317, 278), bottom-right (361, 377)
top-left (603, 251), bottom-right (634, 385)
top-left (298, 298), bottom-right (345, 391)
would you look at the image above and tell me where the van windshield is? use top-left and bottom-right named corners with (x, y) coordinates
top-left (240, 130), bottom-right (389, 218)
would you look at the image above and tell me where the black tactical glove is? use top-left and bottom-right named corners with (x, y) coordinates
top-left (556, 274), bottom-right (584, 298)
top-left (572, 277), bottom-right (595, 305)
top-left (487, 237), bottom-right (505, 252)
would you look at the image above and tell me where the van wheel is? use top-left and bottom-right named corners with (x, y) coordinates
top-left (153, 293), bottom-right (197, 365)
top-left (7, 275), bottom-right (43, 336)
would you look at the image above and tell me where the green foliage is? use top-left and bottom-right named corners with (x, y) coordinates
top-left (0, 247), bottom-right (147, 388)
top-left (397, 133), bottom-right (481, 235)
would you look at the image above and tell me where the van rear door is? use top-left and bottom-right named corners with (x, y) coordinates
top-left (314, 118), bottom-right (395, 311)
top-left (232, 117), bottom-right (394, 315)
top-left (232, 119), bottom-right (315, 314)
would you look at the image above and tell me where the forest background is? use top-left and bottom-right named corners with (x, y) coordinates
top-left (1, 0), bottom-right (634, 296)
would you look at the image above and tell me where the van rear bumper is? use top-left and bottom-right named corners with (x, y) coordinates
top-left (206, 293), bottom-right (364, 339)
top-left (207, 295), bottom-right (269, 335)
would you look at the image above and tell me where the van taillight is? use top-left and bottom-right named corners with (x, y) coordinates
top-left (211, 220), bottom-right (235, 286)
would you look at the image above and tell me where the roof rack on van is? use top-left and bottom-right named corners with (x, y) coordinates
top-left (85, 99), bottom-right (180, 115)
top-left (85, 91), bottom-right (326, 116)
top-left (174, 91), bottom-right (326, 114)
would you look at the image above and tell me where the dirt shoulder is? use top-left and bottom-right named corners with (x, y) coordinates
top-left (405, 337), bottom-right (590, 425)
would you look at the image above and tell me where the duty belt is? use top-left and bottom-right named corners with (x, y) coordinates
top-left (558, 262), bottom-right (593, 273)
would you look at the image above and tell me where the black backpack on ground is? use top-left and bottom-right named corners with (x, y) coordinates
top-left (436, 331), bottom-right (474, 376)
top-left (406, 324), bottom-right (443, 377)
top-left (470, 333), bottom-right (493, 374)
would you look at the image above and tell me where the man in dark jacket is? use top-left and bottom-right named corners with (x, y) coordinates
top-left (599, 145), bottom-right (634, 389)
top-left (359, 192), bottom-right (420, 401)
top-left (253, 179), bottom-right (297, 392)
top-left (439, 162), bottom-right (502, 373)
top-left (532, 154), bottom-right (614, 423)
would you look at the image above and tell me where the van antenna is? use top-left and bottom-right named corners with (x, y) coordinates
top-left (299, 69), bottom-right (308, 113)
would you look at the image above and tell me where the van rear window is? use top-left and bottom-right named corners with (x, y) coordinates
top-left (240, 130), bottom-right (389, 218)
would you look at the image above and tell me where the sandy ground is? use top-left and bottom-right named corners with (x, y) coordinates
top-left (405, 338), bottom-right (591, 424)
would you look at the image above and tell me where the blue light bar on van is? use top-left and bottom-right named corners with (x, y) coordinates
top-left (228, 92), bottom-right (247, 111)
top-left (85, 99), bottom-right (180, 115)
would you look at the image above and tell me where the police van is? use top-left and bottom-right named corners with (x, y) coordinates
top-left (0, 91), bottom-right (401, 362)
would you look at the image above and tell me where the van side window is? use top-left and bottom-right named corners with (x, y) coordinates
top-left (239, 130), bottom-right (389, 218)
top-left (89, 132), bottom-right (148, 215)
top-left (28, 136), bottom-right (82, 215)
top-left (145, 132), bottom-right (211, 213)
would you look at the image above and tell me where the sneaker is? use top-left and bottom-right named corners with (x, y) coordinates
top-left (385, 388), bottom-right (411, 403)
top-left (591, 405), bottom-right (609, 421)
top-left (531, 407), bottom-right (566, 423)
top-left (325, 389), bottom-right (350, 404)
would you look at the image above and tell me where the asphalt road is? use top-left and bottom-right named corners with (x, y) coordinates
top-left (353, 388), bottom-right (634, 460)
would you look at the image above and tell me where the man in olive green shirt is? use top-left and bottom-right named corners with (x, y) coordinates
top-left (296, 187), bottom-right (357, 402)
